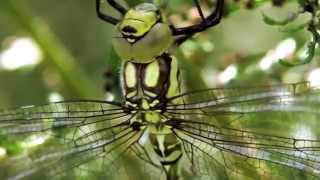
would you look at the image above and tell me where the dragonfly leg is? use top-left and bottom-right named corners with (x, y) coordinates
top-left (171, 0), bottom-right (224, 44)
top-left (96, 0), bottom-right (119, 25)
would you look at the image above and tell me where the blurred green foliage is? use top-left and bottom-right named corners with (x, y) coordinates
top-left (0, 0), bottom-right (319, 107)
top-left (262, 0), bottom-right (320, 66)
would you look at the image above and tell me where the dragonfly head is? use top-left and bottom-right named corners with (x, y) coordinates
top-left (112, 3), bottom-right (173, 63)
top-left (120, 3), bottom-right (159, 39)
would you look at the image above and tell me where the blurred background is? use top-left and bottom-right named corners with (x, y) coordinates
top-left (0, 0), bottom-right (319, 179)
top-left (0, 0), bottom-right (319, 108)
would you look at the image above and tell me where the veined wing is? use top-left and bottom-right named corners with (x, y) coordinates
top-left (3, 123), bottom-right (142, 180)
top-left (165, 82), bottom-right (316, 115)
top-left (172, 118), bottom-right (320, 179)
top-left (164, 82), bottom-right (320, 179)
top-left (0, 100), bottom-right (161, 180)
top-left (0, 100), bottom-right (128, 134)
top-left (165, 82), bottom-right (320, 128)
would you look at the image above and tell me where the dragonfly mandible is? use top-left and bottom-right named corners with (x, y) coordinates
top-left (1, 0), bottom-right (320, 180)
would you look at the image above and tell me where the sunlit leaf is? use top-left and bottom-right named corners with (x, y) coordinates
top-left (279, 39), bottom-right (316, 66)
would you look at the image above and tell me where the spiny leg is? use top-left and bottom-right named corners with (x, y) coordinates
top-left (171, 0), bottom-right (224, 43)
top-left (96, 0), bottom-right (119, 25)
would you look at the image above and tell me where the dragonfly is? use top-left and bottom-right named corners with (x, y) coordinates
top-left (1, 0), bottom-right (320, 180)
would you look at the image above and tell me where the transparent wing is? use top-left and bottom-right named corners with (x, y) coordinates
top-left (180, 134), bottom-right (230, 180)
top-left (0, 100), bottom-right (161, 180)
top-left (0, 100), bottom-right (128, 134)
top-left (165, 82), bottom-right (320, 179)
top-left (173, 119), bottom-right (320, 179)
top-left (165, 82), bottom-right (319, 128)
top-left (4, 124), bottom-right (141, 180)
top-left (166, 82), bottom-right (314, 115)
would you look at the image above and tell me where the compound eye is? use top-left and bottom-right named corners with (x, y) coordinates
top-left (122, 26), bottom-right (137, 34)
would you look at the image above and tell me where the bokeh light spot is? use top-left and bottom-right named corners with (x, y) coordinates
top-left (0, 37), bottom-right (42, 71)
top-left (259, 38), bottom-right (296, 70)
top-left (307, 68), bottom-right (320, 87)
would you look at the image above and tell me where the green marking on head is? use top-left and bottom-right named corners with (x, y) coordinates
top-left (120, 3), bottom-right (159, 38)
top-left (112, 3), bottom-right (173, 63)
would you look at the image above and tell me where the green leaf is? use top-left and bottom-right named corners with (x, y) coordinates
top-left (280, 22), bottom-right (308, 33)
top-left (262, 13), bottom-right (290, 26)
top-left (262, 12), bottom-right (298, 26)
top-left (279, 39), bottom-right (316, 66)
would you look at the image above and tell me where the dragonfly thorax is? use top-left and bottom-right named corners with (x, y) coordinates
top-left (123, 54), bottom-right (178, 130)
top-left (122, 54), bottom-right (180, 108)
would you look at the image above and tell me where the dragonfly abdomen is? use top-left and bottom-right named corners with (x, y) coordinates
top-left (149, 133), bottom-right (182, 164)
top-left (149, 131), bottom-right (183, 180)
